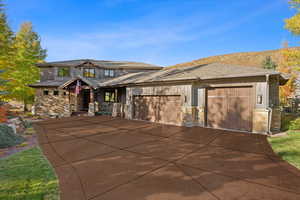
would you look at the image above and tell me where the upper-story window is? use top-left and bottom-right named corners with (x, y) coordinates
top-left (83, 68), bottom-right (96, 78)
top-left (104, 69), bottom-right (114, 77)
top-left (57, 67), bottom-right (70, 77)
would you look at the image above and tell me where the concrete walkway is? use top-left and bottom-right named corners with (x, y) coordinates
top-left (34, 116), bottom-right (300, 200)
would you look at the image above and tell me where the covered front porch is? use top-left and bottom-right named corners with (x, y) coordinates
top-left (61, 78), bottom-right (126, 117)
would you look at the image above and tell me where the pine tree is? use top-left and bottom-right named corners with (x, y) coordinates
top-left (262, 56), bottom-right (277, 70)
top-left (0, 0), bottom-right (14, 82)
top-left (5, 22), bottom-right (46, 111)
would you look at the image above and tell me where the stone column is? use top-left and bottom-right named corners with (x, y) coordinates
top-left (88, 88), bottom-right (95, 116)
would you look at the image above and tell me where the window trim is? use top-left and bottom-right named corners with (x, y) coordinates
top-left (104, 91), bottom-right (116, 102)
top-left (83, 67), bottom-right (96, 78)
top-left (53, 90), bottom-right (59, 96)
top-left (43, 90), bottom-right (49, 95)
top-left (57, 67), bottom-right (70, 77)
top-left (104, 69), bottom-right (114, 77)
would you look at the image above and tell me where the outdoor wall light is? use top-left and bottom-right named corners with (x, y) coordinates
top-left (257, 95), bottom-right (263, 104)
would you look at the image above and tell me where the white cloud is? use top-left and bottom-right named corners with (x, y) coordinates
top-left (42, 0), bottom-right (283, 66)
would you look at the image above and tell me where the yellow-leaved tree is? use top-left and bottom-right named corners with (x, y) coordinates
top-left (279, 0), bottom-right (300, 105)
top-left (278, 48), bottom-right (298, 105)
top-left (4, 22), bottom-right (46, 111)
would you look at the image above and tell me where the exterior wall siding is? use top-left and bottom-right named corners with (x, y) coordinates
top-left (41, 65), bottom-right (158, 82)
top-left (124, 76), bottom-right (281, 134)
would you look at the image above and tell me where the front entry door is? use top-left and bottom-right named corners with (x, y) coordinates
top-left (82, 89), bottom-right (91, 111)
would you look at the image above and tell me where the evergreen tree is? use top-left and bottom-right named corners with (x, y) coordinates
top-left (262, 56), bottom-right (277, 70)
top-left (5, 22), bottom-right (46, 110)
top-left (0, 70), bottom-right (8, 96)
top-left (0, 0), bottom-right (14, 74)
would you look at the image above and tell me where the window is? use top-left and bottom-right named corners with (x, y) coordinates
top-left (53, 91), bottom-right (59, 96)
top-left (43, 90), bottom-right (49, 95)
top-left (83, 68), bottom-right (96, 78)
top-left (104, 69), bottom-right (114, 77)
top-left (104, 91), bottom-right (116, 102)
top-left (57, 67), bottom-right (70, 77)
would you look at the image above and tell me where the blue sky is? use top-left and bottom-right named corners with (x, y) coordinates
top-left (5, 0), bottom-right (300, 66)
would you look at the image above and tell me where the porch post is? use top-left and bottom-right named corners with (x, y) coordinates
top-left (68, 87), bottom-right (71, 113)
top-left (75, 91), bottom-right (78, 112)
top-left (90, 87), bottom-right (94, 103)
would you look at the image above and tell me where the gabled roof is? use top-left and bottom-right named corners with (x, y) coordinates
top-left (36, 59), bottom-right (163, 70)
top-left (99, 63), bottom-right (288, 87)
top-left (59, 75), bottom-right (99, 89)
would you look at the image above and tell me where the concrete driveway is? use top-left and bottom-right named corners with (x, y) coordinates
top-left (34, 116), bottom-right (300, 200)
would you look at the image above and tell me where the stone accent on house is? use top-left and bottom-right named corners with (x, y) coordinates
top-left (252, 109), bottom-right (269, 133)
top-left (112, 103), bottom-right (124, 117)
top-left (34, 88), bottom-right (72, 117)
top-left (88, 102), bottom-right (96, 116)
top-left (271, 108), bottom-right (281, 133)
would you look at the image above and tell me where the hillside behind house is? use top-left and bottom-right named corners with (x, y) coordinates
top-left (168, 47), bottom-right (300, 69)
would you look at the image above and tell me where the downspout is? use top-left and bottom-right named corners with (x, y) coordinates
top-left (266, 74), bottom-right (272, 135)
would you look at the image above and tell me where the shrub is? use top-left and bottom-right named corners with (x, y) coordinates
top-left (281, 113), bottom-right (298, 131)
top-left (289, 117), bottom-right (300, 130)
top-left (0, 124), bottom-right (24, 148)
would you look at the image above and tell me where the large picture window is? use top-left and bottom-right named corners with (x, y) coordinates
top-left (83, 68), bottom-right (96, 78)
top-left (104, 91), bottom-right (116, 102)
top-left (104, 69), bottom-right (114, 77)
top-left (57, 67), bottom-right (70, 77)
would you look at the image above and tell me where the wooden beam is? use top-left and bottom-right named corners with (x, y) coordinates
top-left (90, 87), bottom-right (94, 103)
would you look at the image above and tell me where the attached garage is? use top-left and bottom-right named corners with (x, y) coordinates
top-left (206, 86), bottom-right (254, 132)
top-left (122, 63), bottom-right (287, 134)
top-left (133, 95), bottom-right (183, 125)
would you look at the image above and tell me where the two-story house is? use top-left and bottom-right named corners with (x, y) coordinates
top-left (31, 60), bottom-right (288, 134)
top-left (30, 59), bottom-right (163, 117)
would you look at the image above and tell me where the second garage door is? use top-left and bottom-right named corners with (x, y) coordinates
top-left (133, 95), bottom-right (182, 125)
top-left (207, 87), bottom-right (253, 132)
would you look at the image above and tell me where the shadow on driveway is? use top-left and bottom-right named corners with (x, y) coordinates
top-left (33, 116), bottom-right (300, 200)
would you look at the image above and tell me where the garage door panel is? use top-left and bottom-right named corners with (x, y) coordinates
top-left (207, 87), bottom-right (253, 132)
top-left (207, 96), bottom-right (227, 129)
top-left (133, 95), bottom-right (182, 125)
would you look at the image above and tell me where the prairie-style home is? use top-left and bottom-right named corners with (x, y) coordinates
top-left (30, 59), bottom-right (288, 134)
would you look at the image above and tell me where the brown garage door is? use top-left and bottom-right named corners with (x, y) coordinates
top-left (207, 87), bottom-right (253, 132)
top-left (133, 95), bottom-right (182, 125)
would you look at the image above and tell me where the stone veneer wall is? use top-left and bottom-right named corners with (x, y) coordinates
top-left (34, 88), bottom-right (72, 117)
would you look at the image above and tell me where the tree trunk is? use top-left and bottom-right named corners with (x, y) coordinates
top-left (23, 101), bottom-right (28, 112)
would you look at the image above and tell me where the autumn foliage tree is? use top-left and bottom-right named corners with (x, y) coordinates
top-left (278, 0), bottom-right (300, 105)
top-left (0, 0), bottom-right (46, 111)
top-left (278, 49), bottom-right (298, 105)
top-left (5, 22), bottom-right (46, 110)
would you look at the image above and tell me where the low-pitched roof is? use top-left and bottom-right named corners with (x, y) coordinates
top-left (29, 79), bottom-right (71, 88)
top-left (99, 63), bottom-right (288, 87)
top-left (36, 59), bottom-right (163, 70)
top-left (30, 63), bottom-right (289, 88)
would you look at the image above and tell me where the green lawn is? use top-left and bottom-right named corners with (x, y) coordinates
top-left (0, 147), bottom-right (59, 200)
top-left (268, 131), bottom-right (300, 169)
